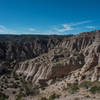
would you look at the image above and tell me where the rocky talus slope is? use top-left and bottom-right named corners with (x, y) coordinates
top-left (15, 30), bottom-right (100, 85)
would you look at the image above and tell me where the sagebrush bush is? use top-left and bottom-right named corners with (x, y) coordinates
top-left (79, 81), bottom-right (92, 89)
top-left (89, 86), bottom-right (100, 94)
top-left (40, 93), bottom-right (60, 100)
top-left (16, 93), bottom-right (25, 100)
top-left (49, 93), bottom-right (60, 100)
top-left (21, 80), bottom-right (39, 96)
top-left (40, 97), bottom-right (48, 100)
top-left (66, 83), bottom-right (79, 94)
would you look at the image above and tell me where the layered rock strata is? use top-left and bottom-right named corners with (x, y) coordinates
top-left (15, 30), bottom-right (100, 84)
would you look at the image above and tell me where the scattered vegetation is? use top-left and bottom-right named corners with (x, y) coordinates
top-left (40, 93), bottom-right (60, 100)
top-left (49, 93), bottom-right (60, 100)
top-left (79, 81), bottom-right (92, 89)
top-left (64, 81), bottom-right (100, 95)
top-left (80, 63), bottom-right (84, 68)
top-left (12, 91), bottom-right (16, 94)
top-left (16, 93), bottom-right (25, 100)
top-left (41, 87), bottom-right (46, 90)
top-left (89, 86), bottom-right (100, 94)
top-left (66, 83), bottom-right (79, 94)
top-left (79, 81), bottom-right (100, 94)
top-left (21, 80), bottom-right (39, 96)
top-left (0, 92), bottom-right (9, 100)
top-left (40, 97), bottom-right (48, 100)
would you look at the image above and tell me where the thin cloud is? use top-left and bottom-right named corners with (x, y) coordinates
top-left (69, 20), bottom-right (91, 26)
top-left (0, 25), bottom-right (8, 34)
top-left (0, 29), bottom-right (5, 33)
top-left (0, 25), bottom-right (6, 29)
top-left (0, 25), bottom-right (55, 35)
top-left (63, 24), bottom-right (73, 30)
top-left (86, 26), bottom-right (96, 29)
top-left (0, 20), bottom-right (97, 35)
top-left (55, 20), bottom-right (91, 33)
top-left (56, 26), bottom-right (73, 32)
top-left (55, 24), bottom-right (73, 33)
top-left (28, 28), bottom-right (36, 32)
top-left (0, 25), bottom-right (17, 34)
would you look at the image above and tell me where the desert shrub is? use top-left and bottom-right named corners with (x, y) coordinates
top-left (12, 91), bottom-right (16, 94)
top-left (66, 83), bottom-right (79, 94)
top-left (1, 85), bottom-right (4, 88)
top-left (89, 86), bottom-right (100, 94)
top-left (15, 77), bottom-right (19, 80)
top-left (80, 64), bottom-right (84, 68)
top-left (74, 97), bottom-right (80, 100)
top-left (40, 97), bottom-right (48, 100)
top-left (41, 87), bottom-right (45, 90)
top-left (21, 81), bottom-right (39, 96)
top-left (85, 95), bottom-right (90, 98)
top-left (0, 88), bottom-right (3, 92)
top-left (4, 87), bottom-right (7, 89)
top-left (16, 93), bottom-right (25, 100)
top-left (79, 81), bottom-right (92, 89)
top-left (4, 79), bottom-right (8, 83)
top-left (25, 88), bottom-right (39, 96)
top-left (20, 88), bottom-right (24, 92)
top-left (49, 93), bottom-right (60, 100)
top-left (0, 92), bottom-right (9, 100)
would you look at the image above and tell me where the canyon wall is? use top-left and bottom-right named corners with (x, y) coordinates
top-left (15, 30), bottom-right (100, 84)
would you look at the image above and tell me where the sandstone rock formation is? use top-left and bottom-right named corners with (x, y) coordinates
top-left (16, 48), bottom-right (84, 84)
top-left (15, 30), bottom-right (100, 85)
top-left (0, 30), bottom-right (99, 85)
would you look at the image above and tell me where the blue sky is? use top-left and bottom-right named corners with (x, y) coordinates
top-left (0, 0), bottom-right (100, 35)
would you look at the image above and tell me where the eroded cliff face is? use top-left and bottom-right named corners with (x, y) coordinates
top-left (79, 31), bottom-right (100, 82)
top-left (0, 35), bottom-right (75, 80)
top-left (16, 48), bottom-right (84, 84)
top-left (0, 35), bottom-right (69, 62)
top-left (15, 30), bottom-right (100, 84)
